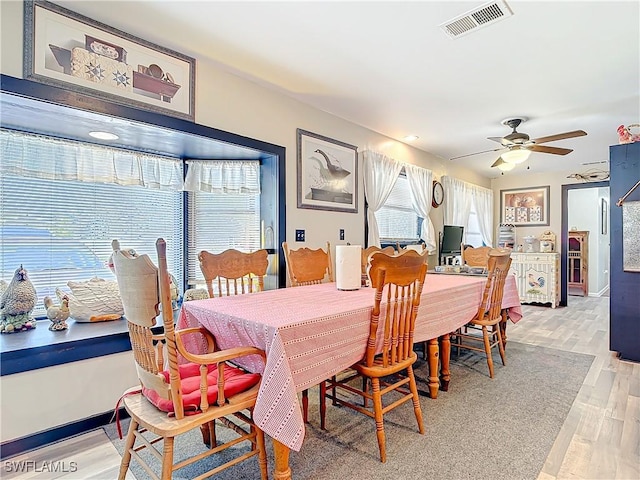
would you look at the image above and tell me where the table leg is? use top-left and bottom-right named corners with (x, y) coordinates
top-left (273, 439), bottom-right (292, 480)
top-left (427, 338), bottom-right (440, 399)
top-left (439, 334), bottom-right (451, 392)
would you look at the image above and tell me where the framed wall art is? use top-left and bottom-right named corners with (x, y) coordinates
top-left (23, 0), bottom-right (196, 121)
top-left (500, 185), bottom-right (550, 226)
top-left (297, 129), bottom-right (358, 213)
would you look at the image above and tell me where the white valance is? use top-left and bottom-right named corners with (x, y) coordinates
top-left (184, 160), bottom-right (261, 193)
top-left (0, 129), bottom-right (184, 190)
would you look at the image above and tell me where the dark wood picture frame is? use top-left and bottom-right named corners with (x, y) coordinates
top-left (23, 0), bottom-right (196, 121)
top-left (296, 129), bottom-right (358, 213)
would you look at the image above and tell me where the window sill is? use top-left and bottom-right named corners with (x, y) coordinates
top-left (0, 317), bottom-right (132, 376)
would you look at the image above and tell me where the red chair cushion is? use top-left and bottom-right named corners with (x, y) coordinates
top-left (142, 362), bottom-right (261, 413)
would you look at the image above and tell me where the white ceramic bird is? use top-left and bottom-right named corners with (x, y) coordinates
top-left (45, 295), bottom-right (70, 331)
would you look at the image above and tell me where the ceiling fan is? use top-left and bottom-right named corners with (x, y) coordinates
top-left (452, 117), bottom-right (587, 170)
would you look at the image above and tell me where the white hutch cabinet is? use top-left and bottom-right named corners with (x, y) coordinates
top-left (509, 252), bottom-right (560, 308)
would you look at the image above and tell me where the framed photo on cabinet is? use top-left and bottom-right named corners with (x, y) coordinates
top-left (500, 186), bottom-right (550, 226)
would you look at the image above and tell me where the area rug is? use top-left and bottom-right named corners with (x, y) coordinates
top-left (105, 342), bottom-right (594, 480)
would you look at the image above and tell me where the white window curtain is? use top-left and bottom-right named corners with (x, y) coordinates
top-left (442, 176), bottom-right (493, 246)
top-left (183, 160), bottom-right (261, 193)
top-left (471, 184), bottom-right (494, 246)
top-left (404, 163), bottom-right (436, 253)
top-left (0, 129), bottom-right (183, 190)
top-left (442, 176), bottom-right (473, 228)
top-left (363, 151), bottom-right (403, 246)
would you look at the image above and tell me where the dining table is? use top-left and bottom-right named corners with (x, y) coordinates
top-left (177, 272), bottom-right (521, 480)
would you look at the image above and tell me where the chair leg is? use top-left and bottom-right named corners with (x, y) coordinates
top-left (302, 388), bottom-right (309, 423)
top-left (496, 326), bottom-right (506, 366)
top-left (362, 376), bottom-right (369, 408)
top-left (319, 381), bottom-right (327, 430)
top-left (255, 426), bottom-right (268, 480)
top-left (160, 436), bottom-right (175, 480)
top-left (407, 365), bottom-right (425, 434)
top-left (200, 420), bottom-right (216, 448)
top-left (482, 326), bottom-right (495, 378)
top-left (371, 377), bottom-right (387, 463)
top-left (118, 418), bottom-right (138, 480)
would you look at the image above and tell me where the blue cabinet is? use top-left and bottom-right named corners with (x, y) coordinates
top-left (609, 142), bottom-right (640, 362)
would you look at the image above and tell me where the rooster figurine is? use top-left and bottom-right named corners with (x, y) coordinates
top-left (45, 295), bottom-right (70, 331)
top-left (0, 265), bottom-right (37, 334)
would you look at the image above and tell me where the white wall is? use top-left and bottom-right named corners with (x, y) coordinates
top-left (0, 1), bottom-right (491, 443)
top-left (568, 187), bottom-right (610, 295)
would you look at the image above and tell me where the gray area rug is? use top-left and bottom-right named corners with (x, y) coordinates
top-left (105, 342), bottom-right (594, 480)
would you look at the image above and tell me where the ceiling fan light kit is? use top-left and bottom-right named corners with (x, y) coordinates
top-left (496, 161), bottom-right (515, 171)
top-left (501, 148), bottom-right (531, 164)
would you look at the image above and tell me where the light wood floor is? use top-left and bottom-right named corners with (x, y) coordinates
top-left (3, 295), bottom-right (638, 479)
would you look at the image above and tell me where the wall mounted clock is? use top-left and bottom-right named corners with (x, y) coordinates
top-left (432, 180), bottom-right (444, 208)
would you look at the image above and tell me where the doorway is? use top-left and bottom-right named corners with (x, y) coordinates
top-left (560, 181), bottom-right (610, 306)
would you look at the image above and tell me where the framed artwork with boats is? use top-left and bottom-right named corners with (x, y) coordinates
top-left (296, 129), bottom-right (358, 213)
top-left (23, 0), bottom-right (195, 121)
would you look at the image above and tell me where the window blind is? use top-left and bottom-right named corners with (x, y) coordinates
top-left (375, 174), bottom-right (420, 242)
top-left (0, 139), bottom-right (183, 317)
top-left (186, 189), bottom-right (261, 287)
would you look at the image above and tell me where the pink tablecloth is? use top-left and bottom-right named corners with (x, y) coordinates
top-left (177, 273), bottom-right (521, 451)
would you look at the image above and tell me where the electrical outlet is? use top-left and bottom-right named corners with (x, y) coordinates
top-left (295, 229), bottom-right (305, 242)
top-left (339, 229), bottom-right (345, 240)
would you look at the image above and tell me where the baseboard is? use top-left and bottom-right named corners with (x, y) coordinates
top-left (0, 408), bottom-right (129, 459)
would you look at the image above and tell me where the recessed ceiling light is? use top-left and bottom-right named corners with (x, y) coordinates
top-left (89, 131), bottom-right (119, 140)
top-left (403, 135), bottom-right (419, 141)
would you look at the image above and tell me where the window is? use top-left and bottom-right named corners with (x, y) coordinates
top-left (375, 173), bottom-right (420, 243)
top-left (0, 131), bottom-right (184, 317)
top-left (186, 189), bottom-right (261, 288)
top-left (465, 202), bottom-right (484, 247)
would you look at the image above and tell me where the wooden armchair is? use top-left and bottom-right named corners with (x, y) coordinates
top-left (112, 239), bottom-right (268, 480)
top-left (461, 245), bottom-right (492, 268)
top-left (320, 250), bottom-right (428, 463)
top-left (452, 249), bottom-right (512, 378)
top-left (282, 241), bottom-right (333, 286)
top-left (198, 248), bottom-right (269, 298)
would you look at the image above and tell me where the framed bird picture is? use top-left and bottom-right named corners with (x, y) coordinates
top-left (296, 129), bottom-right (358, 213)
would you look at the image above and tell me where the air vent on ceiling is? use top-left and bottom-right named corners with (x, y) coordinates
top-left (439, 0), bottom-right (514, 39)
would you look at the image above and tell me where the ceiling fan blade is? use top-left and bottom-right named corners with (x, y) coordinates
top-left (487, 136), bottom-right (514, 146)
top-left (528, 145), bottom-right (573, 155)
top-left (533, 130), bottom-right (587, 144)
top-left (491, 157), bottom-right (505, 168)
top-left (450, 146), bottom-right (504, 160)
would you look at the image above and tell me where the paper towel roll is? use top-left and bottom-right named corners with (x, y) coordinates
top-left (336, 245), bottom-right (361, 291)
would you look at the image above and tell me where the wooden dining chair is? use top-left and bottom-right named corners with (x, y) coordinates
top-left (198, 248), bottom-right (269, 298)
top-left (282, 241), bottom-right (333, 286)
top-left (320, 250), bottom-right (428, 463)
top-left (361, 246), bottom-right (395, 276)
top-left (112, 239), bottom-right (268, 480)
top-left (461, 245), bottom-right (492, 268)
top-left (452, 249), bottom-right (512, 378)
top-left (282, 241), bottom-right (332, 423)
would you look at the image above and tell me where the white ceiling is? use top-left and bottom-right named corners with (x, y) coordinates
top-left (56, 0), bottom-right (640, 179)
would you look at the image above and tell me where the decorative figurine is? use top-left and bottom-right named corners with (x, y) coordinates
top-left (0, 265), bottom-right (37, 334)
top-left (45, 295), bottom-right (70, 331)
top-left (183, 288), bottom-right (209, 302)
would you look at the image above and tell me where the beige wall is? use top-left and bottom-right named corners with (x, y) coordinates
top-left (491, 170), bottom-right (586, 247)
top-left (0, 1), bottom-right (491, 443)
